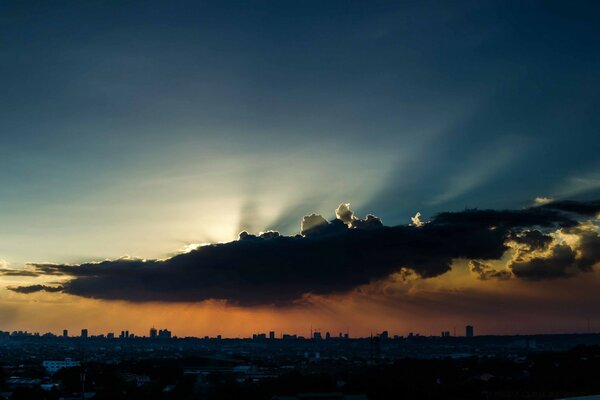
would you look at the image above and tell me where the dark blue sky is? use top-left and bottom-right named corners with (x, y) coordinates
top-left (1, 0), bottom-right (599, 264)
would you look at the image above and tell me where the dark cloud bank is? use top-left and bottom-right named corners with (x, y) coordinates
top-left (8, 200), bottom-right (600, 306)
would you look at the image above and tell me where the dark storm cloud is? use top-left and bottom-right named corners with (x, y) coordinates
top-left (509, 226), bottom-right (600, 280)
top-left (8, 284), bottom-right (62, 294)
top-left (468, 260), bottom-right (512, 281)
top-left (9, 201), bottom-right (600, 306)
top-left (509, 230), bottom-right (553, 251)
top-left (510, 245), bottom-right (579, 280)
top-left (540, 200), bottom-right (600, 216)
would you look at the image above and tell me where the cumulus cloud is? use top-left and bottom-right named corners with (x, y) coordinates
top-left (8, 200), bottom-right (600, 306)
top-left (509, 230), bottom-right (553, 251)
top-left (300, 213), bottom-right (328, 235)
top-left (335, 203), bottom-right (356, 225)
top-left (534, 197), bottom-right (553, 206)
top-left (468, 260), bottom-right (512, 281)
top-left (507, 224), bottom-right (600, 280)
top-left (411, 212), bottom-right (424, 227)
top-left (335, 203), bottom-right (383, 230)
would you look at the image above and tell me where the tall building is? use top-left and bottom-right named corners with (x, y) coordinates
top-left (158, 329), bottom-right (172, 339)
top-left (81, 328), bottom-right (88, 338)
top-left (466, 325), bottom-right (474, 337)
top-left (62, 329), bottom-right (68, 338)
top-left (269, 331), bottom-right (275, 340)
top-left (150, 327), bottom-right (157, 338)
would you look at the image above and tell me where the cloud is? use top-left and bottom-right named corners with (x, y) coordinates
top-left (300, 213), bottom-right (329, 235)
top-left (0, 268), bottom-right (40, 277)
top-left (411, 212), bottom-right (424, 227)
top-left (0, 260), bottom-right (40, 276)
top-left (510, 245), bottom-right (579, 279)
top-left (540, 200), bottom-right (600, 216)
top-left (509, 230), bottom-right (553, 251)
top-left (8, 284), bottom-right (62, 294)
top-left (534, 197), bottom-right (553, 206)
top-left (335, 203), bottom-right (356, 225)
top-left (335, 203), bottom-right (384, 230)
top-left (468, 260), bottom-right (512, 281)
top-left (8, 200), bottom-right (600, 306)
top-left (507, 224), bottom-right (600, 280)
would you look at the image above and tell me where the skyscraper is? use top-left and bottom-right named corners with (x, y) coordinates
top-left (150, 327), bottom-right (157, 338)
top-left (63, 329), bottom-right (68, 338)
top-left (81, 328), bottom-right (88, 338)
top-left (466, 325), bottom-right (474, 337)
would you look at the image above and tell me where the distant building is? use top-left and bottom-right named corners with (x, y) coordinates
top-left (81, 328), bottom-right (88, 338)
top-left (325, 332), bottom-right (331, 340)
top-left (379, 331), bottom-right (389, 340)
top-left (158, 329), bottom-right (172, 339)
top-left (441, 331), bottom-right (451, 337)
top-left (150, 327), bottom-right (157, 338)
top-left (62, 329), bottom-right (68, 338)
top-left (107, 332), bottom-right (115, 339)
top-left (269, 331), bottom-right (275, 340)
top-left (42, 358), bottom-right (80, 373)
top-left (466, 325), bottom-right (474, 337)
top-left (313, 331), bottom-right (322, 340)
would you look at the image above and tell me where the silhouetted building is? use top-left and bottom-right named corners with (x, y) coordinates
top-left (62, 329), bottom-right (68, 338)
top-left (313, 332), bottom-right (322, 340)
top-left (441, 331), bottom-right (451, 337)
top-left (466, 325), bottom-right (474, 337)
top-left (150, 327), bottom-right (157, 338)
top-left (158, 329), bottom-right (172, 339)
top-left (107, 332), bottom-right (114, 339)
top-left (269, 331), bottom-right (275, 340)
top-left (379, 330), bottom-right (389, 340)
top-left (254, 333), bottom-right (266, 340)
top-left (81, 329), bottom-right (88, 338)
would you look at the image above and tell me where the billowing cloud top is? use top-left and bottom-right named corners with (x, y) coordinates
top-left (8, 200), bottom-right (600, 306)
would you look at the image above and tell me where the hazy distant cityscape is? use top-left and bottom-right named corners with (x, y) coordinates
top-left (3, 324), bottom-right (481, 341)
top-left (2, 326), bottom-right (600, 399)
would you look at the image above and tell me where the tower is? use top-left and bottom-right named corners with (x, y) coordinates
top-left (466, 325), bottom-right (474, 337)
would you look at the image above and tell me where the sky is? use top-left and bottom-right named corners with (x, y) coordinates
top-left (0, 1), bottom-right (599, 338)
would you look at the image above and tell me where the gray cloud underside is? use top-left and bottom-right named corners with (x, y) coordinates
top-left (9, 200), bottom-right (600, 306)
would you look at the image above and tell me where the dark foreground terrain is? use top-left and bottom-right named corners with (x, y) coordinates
top-left (1, 333), bottom-right (600, 399)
